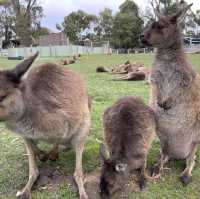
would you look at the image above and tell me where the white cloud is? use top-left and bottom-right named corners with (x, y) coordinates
top-left (41, 0), bottom-right (200, 31)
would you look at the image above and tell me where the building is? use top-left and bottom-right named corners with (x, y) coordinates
top-left (39, 32), bottom-right (69, 46)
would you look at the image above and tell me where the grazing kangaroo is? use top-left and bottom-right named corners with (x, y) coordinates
top-left (0, 52), bottom-right (90, 199)
top-left (100, 96), bottom-right (155, 198)
top-left (141, 1), bottom-right (199, 185)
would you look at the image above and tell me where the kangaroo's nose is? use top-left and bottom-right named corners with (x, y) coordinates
top-left (140, 34), bottom-right (145, 40)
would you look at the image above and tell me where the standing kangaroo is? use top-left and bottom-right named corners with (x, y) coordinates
top-left (141, 1), bottom-right (200, 185)
top-left (0, 52), bottom-right (90, 199)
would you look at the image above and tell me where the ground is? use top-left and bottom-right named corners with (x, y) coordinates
top-left (0, 53), bottom-right (200, 199)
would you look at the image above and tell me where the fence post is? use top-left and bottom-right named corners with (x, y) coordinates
top-left (49, 45), bottom-right (52, 57)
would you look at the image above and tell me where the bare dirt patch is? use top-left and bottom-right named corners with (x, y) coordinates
top-left (33, 165), bottom-right (141, 199)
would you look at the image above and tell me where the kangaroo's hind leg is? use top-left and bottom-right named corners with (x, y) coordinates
top-left (72, 116), bottom-right (90, 199)
top-left (16, 139), bottom-right (39, 199)
top-left (180, 143), bottom-right (198, 186)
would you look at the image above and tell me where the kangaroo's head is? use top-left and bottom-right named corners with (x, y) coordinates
top-left (141, 1), bottom-right (192, 48)
top-left (0, 52), bottom-right (39, 121)
top-left (99, 144), bottom-right (129, 199)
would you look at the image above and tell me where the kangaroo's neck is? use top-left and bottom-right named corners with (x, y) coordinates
top-left (154, 35), bottom-right (195, 75)
top-left (157, 47), bottom-right (184, 60)
top-left (153, 34), bottom-right (196, 87)
top-left (156, 33), bottom-right (185, 62)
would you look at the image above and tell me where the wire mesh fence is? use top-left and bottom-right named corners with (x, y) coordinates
top-left (5, 44), bottom-right (109, 58)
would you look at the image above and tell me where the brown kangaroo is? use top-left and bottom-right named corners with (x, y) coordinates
top-left (99, 96), bottom-right (155, 198)
top-left (0, 52), bottom-right (90, 199)
top-left (141, 1), bottom-right (199, 185)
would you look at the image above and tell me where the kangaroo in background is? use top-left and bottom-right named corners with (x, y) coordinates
top-left (0, 52), bottom-right (90, 199)
top-left (141, 0), bottom-right (200, 185)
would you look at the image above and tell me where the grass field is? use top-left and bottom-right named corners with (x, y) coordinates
top-left (0, 53), bottom-right (200, 199)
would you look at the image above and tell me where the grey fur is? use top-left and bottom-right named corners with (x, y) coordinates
top-left (141, 2), bottom-right (198, 185)
top-left (0, 53), bottom-right (90, 199)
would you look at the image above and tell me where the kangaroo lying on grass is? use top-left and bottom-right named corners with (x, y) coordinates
top-left (116, 71), bottom-right (146, 81)
top-left (60, 58), bottom-right (76, 65)
top-left (141, 1), bottom-right (199, 185)
top-left (0, 52), bottom-right (90, 199)
top-left (111, 62), bottom-right (145, 74)
top-left (100, 96), bottom-right (155, 198)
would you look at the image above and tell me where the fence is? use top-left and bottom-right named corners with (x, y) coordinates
top-left (184, 44), bottom-right (200, 53)
top-left (5, 44), bottom-right (109, 58)
top-left (1, 44), bottom-right (200, 58)
top-left (0, 49), bottom-right (8, 57)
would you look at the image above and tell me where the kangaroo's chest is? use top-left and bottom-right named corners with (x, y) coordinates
top-left (151, 67), bottom-right (181, 97)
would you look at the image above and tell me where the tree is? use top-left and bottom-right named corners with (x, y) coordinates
top-left (31, 26), bottom-right (51, 45)
top-left (0, 0), bottom-right (43, 47)
top-left (143, 0), bottom-right (177, 21)
top-left (9, 0), bottom-right (43, 46)
top-left (0, 1), bottom-right (14, 46)
top-left (112, 0), bottom-right (143, 49)
top-left (62, 10), bottom-right (96, 41)
top-left (193, 10), bottom-right (200, 26)
top-left (143, 0), bottom-right (198, 35)
top-left (94, 8), bottom-right (114, 40)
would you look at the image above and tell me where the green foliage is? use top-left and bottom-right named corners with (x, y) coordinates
top-left (0, 0), bottom-right (44, 46)
top-left (31, 26), bottom-right (51, 45)
top-left (111, 0), bottom-right (143, 48)
top-left (61, 0), bottom-right (144, 48)
top-left (94, 8), bottom-right (114, 40)
top-left (193, 10), bottom-right (200, 26)
top-left (62, 10), bottom-right (96, 41)
top-left (0, 2), bottom-right (14, 43)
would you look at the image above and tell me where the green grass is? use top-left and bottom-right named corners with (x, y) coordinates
top-left (0, 53), bottom-right (200, 198)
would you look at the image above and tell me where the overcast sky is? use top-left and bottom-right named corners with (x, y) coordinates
top-left (41, 0), bottom-right (200, 32)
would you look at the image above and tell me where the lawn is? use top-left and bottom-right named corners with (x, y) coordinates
top-left (0, 53), bottom-right (200, 199)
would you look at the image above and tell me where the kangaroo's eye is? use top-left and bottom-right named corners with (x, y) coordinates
top-left (152, 22), bottom-right (164, 30)
top-left (0, 95), bottom-right (7, 102)
top-left (157, 24), bottom-right (164, 29)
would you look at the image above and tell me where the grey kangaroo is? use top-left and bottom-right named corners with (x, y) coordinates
top-left (99, 96), bottom-right (155, 198)
top-left (0, 52), bottom-right (90, 199)
top-left (141, 0), bottom-right (199, 185)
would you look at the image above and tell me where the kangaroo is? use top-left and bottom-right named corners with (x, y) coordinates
top-left (96, 66), bottom-right (111, 73)
top-left (116, 71), bottom-right (146, 81)
top-left (60, 58), bottom-right (75, 65)
top-left (0, 52), bottom-right (90, 199)
top-left (141, 1), bottom-right (199, 185)
top-left (99, 96), bottom-right (155, 198)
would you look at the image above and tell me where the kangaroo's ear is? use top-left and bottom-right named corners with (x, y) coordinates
top-left (170, 3), bottom-right (193, 24)
top-left (7, 51), bottom-right (39, 83)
